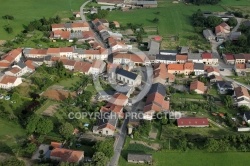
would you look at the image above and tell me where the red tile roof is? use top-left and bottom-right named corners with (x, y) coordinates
top-left (167, 64), bottom-right (184, 71)
top-left (50, 148), bottom-right (83, 163)
top-left (234, 86), bottom-right (250, 98)
top-left (190, 80), bottom-right (205, 93)
top-left (29, 49), bottom-right (47, 55)
top-left (92, 60), bottom-right (104, 69)
top-left (74, 61), bottom-right (92, 73)
top-left (109, 93), bottom-right (128, 106)
top-left (2, 48), bottom-right (22, 63)
top-left (8, 67), bottom-right (21, 74)
top-left (51, 142), bottom-right (62, 148)
top-left (224, 54), bottom-right (234, 61)
top-left (51, 24), bottom-right (65, 29)
top-left (0, 61), bottom-right (10, 68)
top-left (177, 117), bottom-right (209, 127)
top-left (0, 75), bottom-right (18, 84)
top-left (25, 60), bottom-right (35, 70)
top-left (202, 52), bottom-right (213, 59)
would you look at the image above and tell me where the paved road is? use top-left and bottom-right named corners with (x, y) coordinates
top-left (210, 17), bottom-right (242, 69)
top-left (80, 0), bottom-right (91, 22)
top-left (108, 102), bottom-right (141, 166)
top-left (221, 75), bottom-right (250, 90)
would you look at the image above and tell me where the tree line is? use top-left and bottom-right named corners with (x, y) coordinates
top-left (186, 0), bottom-right (221, 5)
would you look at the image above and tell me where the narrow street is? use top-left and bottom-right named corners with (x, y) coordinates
top-left (108, 101), bottom-right (141, 166)
top-left (221, 75), bottom-right (250, 91)
top-left (80, 0), bottom-right (91, 22)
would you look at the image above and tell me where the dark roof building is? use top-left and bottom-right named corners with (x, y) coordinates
top-left (156, 54), bottom-right (176, 61)
top-left (127, 153), bottom-right (153, 164)
top-left (148, 83), bottom-right (166, 96)
top-left (116, 68), bottom-right (138, 80)
top-left (194, 63), bottom-right (204, 70)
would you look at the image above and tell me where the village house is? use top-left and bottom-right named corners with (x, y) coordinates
top-left (190, 80), bottom-right (205, 94)
top-left (51, 22), bottom-right (89, 32)
top-left (234, 63), bottom-right (246, 73)
top-left (147, 40), bottom-right (160, 56)
top-left (155, 54), bottom-right (176, 64)
top-left (234, 54), bottom-right (246, 64)
top-left (215, 22), bottom-right (230, 36)
top-left (25, 60), bottom-right (36, 72)
top-left (93, 112), bottom-right (118, 136)
top-left (73, 12), bottom-right (81, 18)
top-left (230, 32), bottom-right (241, 41)
top-left (153, 63), bottom-right (175, 84)
top-left (143, 83), bottom-right (169, 120)
top-left (136, 0), bottom-right (158, 8)
top-left (188, 52), bottom-right (203, 63)
top-left (201, 52), bottom-right (218, 65)
top-left (243, 54), bottom-right (250, 63)
top-left (116, 68), bottom-right (142, 86)
top-left (217, 81), bottom-right (234, 94)
top-left (127, 153), bottom-right (153, 164)
top-left (159, 50), bottom-right (177, 56)
top-left (0, 75), bottom-right (22, 89)
top-left (5, 61), bottom-right (28, 77)
top-left (83, 48), bottom-right (108, 60)
top-left (60, 59), bottom-right (76, 70)
top-left (234, 86), bottom-right (250, 108)
top-left (203, 29), bottom-right (215, 41)
top-left (223, 53), bottom-right (235, 65)
top-left (0, 48), bottom-right (22, 67)
top-left (209, 75), bottom-right (223, 83)
top-left (113, 53), bottom-right (146, 66)
top-left (176, 54), bottom-right (188, 64)
top-left (194, 63), bottom-right (205, 76)
top-left (90, 60), bottom-right (106, 75)
top-left (23, 48), bottom-right (47, 58)
top-left (50, 148), bottom-right (84, 163)
top-left (113, 21), bottom-right (120, 28)
top-left (74, 61), bottom-right (92, 75)
top-left (167, 62), bottom-right (194, 76)
top-left (177, 117), bottom-right (209, 127)
top-left (108, 37), bottom-right (128, 52)
top-left (206, 66), bottom-right (220, 77)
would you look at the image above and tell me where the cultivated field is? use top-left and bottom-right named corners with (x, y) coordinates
top-left (0, 0), bottom-right (85, 40)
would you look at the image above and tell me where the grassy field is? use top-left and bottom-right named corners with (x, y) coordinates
top-left (55, 76), bottom-right (81, 89)
top-left (0, 0), bottom-right (85, 40)
top-left (120, 148), bottom-right (250, 166)
top-left (35, 100), bottom-right (58, 115)
top-left (0, 118), bottom-right (25, 147)
top-left (220, 0), bottom-right (250, 6)
top-left (107, 1), bottom-right (224, 48)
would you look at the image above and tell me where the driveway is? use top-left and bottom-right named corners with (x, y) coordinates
top-left (80, 0), bottom-right (91, 22)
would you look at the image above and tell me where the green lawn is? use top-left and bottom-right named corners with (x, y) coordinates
top-left (171, 92), bottom-right (205, 100)
top-left (12, 31), bottom-right (74, 49)
top-left (55, 76), bottom-right (81, 89)
top-left (107, 1), bottom-right (224, 48)
top-left (228, 76), bottom-right (250, 85)
top-left (0, 0), bottom-right (85, 40)
top-left (120, 149), bottom-right (250, 166)
top-left (0, 118), bottom-right (25, 147)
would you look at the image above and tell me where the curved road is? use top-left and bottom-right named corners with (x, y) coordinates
top-left (80, 0), bottom-right (91, 22)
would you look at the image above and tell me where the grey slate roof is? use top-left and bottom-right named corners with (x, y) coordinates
top-left (194, 63), bottom-right (204, 70)
top-left (160, 50), bottom-right (177, 54)
top-left (128, 153), bottom-right (152, 162)
top-left (156, 54), bottom-right (176, 61)
top-left (244, 112), bottom-right (250, 120)
top-left (188, 52), bottom-right (202, 60)
top-left (148, 40), bottom-right (160, 55)
top-left (100, 31), bottom-right (110, 41)
top-left (203, 29), bottom-right (214, 38)
top-left (16, 61), bottom-right (26, 69)
top-left (180, 46), bottom-right (189, 54)
top-left (243, 20), bottom-right (250, 27)
top-left (74, 48), bottom-right (85, 54)
top-left (217, 81), bottom-right (233, 89)
top-left (148, 83), bottom-right (166, 96)
top-left (116, 68), bottom-right (138, 80)
top-left (230, 32), bottom-right (241, 41)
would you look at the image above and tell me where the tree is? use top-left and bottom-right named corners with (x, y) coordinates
top-left (95, 138), bottom-right (114, 158)
top-left (26, 114), bottom-right (40, 133)
top-left (205, 138), bottom-right (219, 152)
top-left (152, 18), bottom-right (159, 23)
top-left (227, 17), bottom-right (237, 27)
top-left (1, 157), bottom-right (25, 166)
top-left (59, 122), bottom-right (74, 139)
top-left (4, 25), bottom-right (13, 34)
top-left (238, 105), bottom-right (249, 113)
top-left (177, 138), bottom-right (188, 151)
top-left (92, 152), bottom-right (109, 166)
top-left (222, 95), bottom-right (233, 108)
top-left (206, 16), bottom-right (223, 28)
top-left (36, 119), bottom-right (54, 134)
top-left (2, 15), bottom-right (14, 20)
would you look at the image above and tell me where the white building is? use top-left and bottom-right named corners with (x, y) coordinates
top-left (0, 75), bottom-right (22, 89)
top-left (116, 68), bottom-right (142, 86)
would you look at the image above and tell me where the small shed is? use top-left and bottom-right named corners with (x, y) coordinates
top-left (127, 153), bottom-right (152, 164)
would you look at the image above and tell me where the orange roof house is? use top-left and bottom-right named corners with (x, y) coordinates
top-left (50, 148), bottom-right (84, 163)
top-left (190, 80), bottom-right (205, 94)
